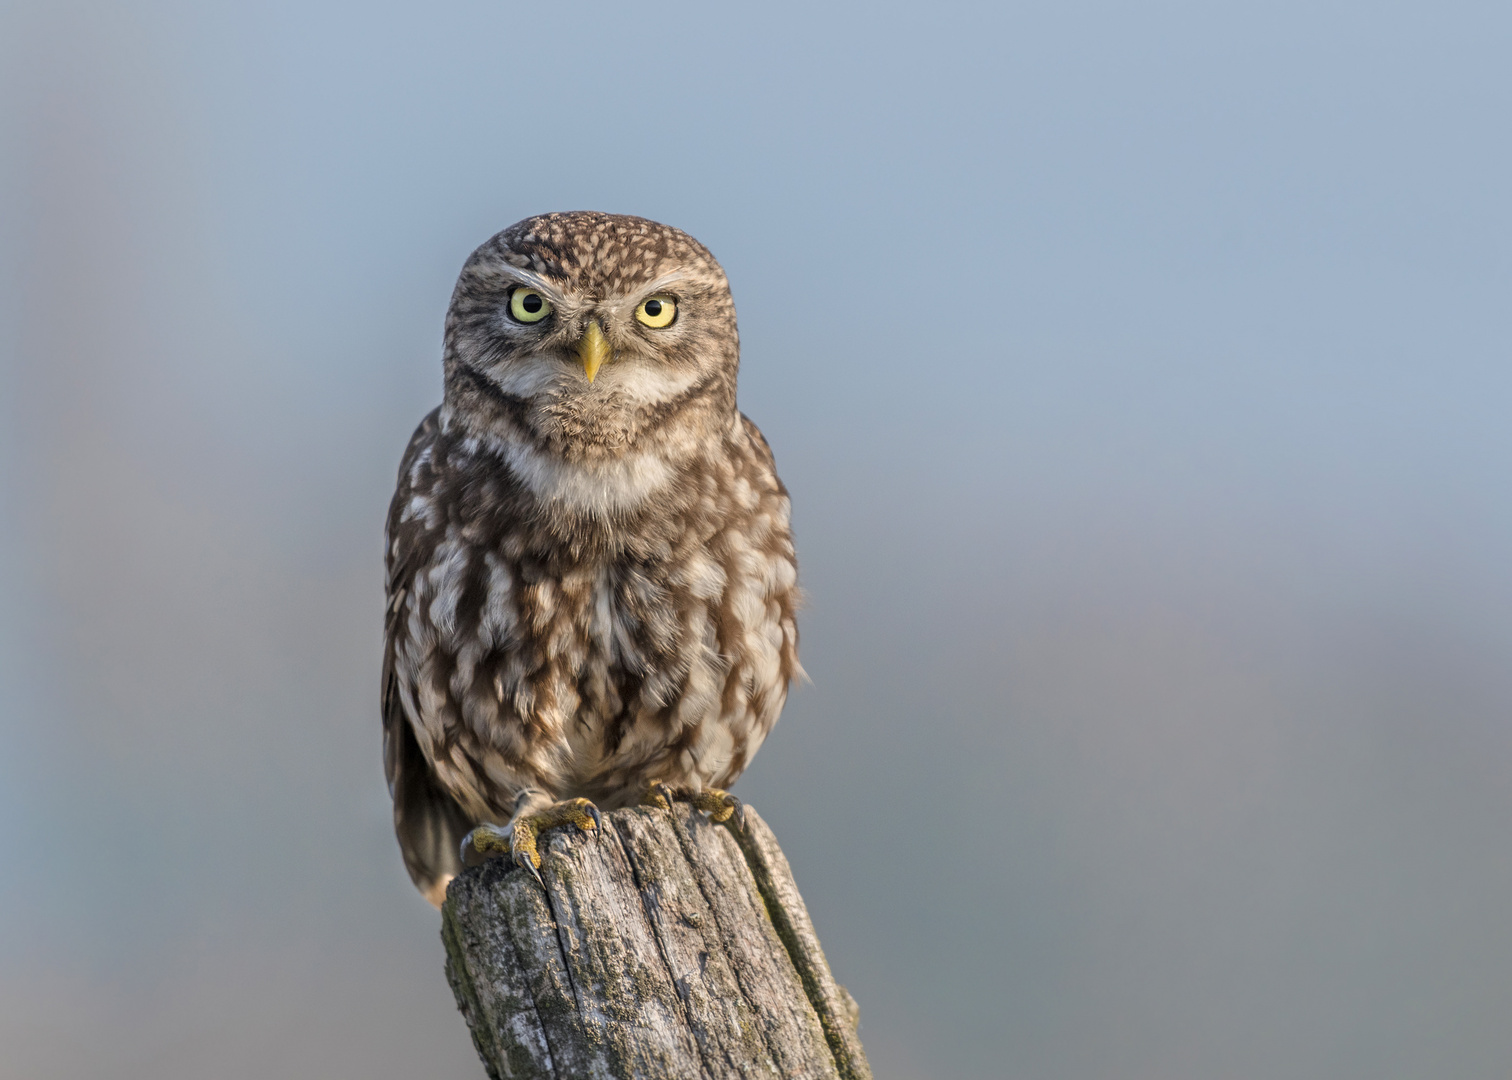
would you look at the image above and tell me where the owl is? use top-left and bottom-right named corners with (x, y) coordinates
top-left (382, 212), bottom-right (801, 906)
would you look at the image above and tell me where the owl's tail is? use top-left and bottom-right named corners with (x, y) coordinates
top-left (388, 717), bottom-right (473, 908)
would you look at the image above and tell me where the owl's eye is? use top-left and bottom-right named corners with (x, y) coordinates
top-left (635, 296), bottom-right (677, 329)
top-left (509, 288), bottom-right (553, 324)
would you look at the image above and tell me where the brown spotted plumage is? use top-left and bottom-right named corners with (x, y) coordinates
top-left (382, 212), bottom-right (801, 905)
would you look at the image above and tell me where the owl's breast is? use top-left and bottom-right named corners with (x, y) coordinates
top-left (388, 416), bottom-right (800, 817)
top-left (555, 564), bottom-right (641, 784)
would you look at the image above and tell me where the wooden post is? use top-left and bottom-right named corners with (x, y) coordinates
top-left (441, 803), bottom-right (872, 1080)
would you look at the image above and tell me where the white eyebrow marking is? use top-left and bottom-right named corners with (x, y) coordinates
top-left (602, 270), bottom-right (689, 321)
top-left (494, 264), bottom-right (568, 306)
top-left (635, 269), bottom-right (686, 299)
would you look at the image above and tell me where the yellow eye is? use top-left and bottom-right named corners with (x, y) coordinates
top-left (635, 295), bottom-right (677, 328)
top-left (509, 288), bottom-right (553, 324)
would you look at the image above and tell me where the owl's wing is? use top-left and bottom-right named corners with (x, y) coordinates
top-left (382, 408), bottom-right (473, 906)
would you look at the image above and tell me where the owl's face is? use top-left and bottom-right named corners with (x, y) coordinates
top-left (441, 212), bottom-right (740, 461)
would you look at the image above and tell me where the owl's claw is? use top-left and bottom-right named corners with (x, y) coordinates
top-left (689, 788), bottom-right (745, 830)
top-left (464, 798), bottom-right (601, 885)
top-left (512, 796), bottom-right (602, 875)
top-left (521, 854), bottom-right (544, 887)
top-left (642, 781), bottom-right (678, 812)
top-left (640, 784), bottom-right (745, 830)
top-left (461, 821), bottom-right (512, 867)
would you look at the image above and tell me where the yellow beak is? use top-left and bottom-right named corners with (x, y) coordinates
top-left (578, 320), bottom-right (610, 382)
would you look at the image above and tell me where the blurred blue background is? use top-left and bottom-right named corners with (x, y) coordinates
top-left (2, 1), bottom-right (1510, 1076)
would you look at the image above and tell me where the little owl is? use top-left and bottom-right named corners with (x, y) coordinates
top-left (382, 212), bottom-right (801, 906)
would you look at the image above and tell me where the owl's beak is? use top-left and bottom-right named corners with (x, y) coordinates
top-left (578, 320), bottom-right (611, 383)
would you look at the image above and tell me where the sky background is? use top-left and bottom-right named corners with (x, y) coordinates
top-left (2, 1), bottom-right (1511, 1077)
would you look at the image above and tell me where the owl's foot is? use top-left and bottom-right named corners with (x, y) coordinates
top-left (462, 798), bottom-right (602, 886)
top-left (640, 783), bottom-right (746, 830)
top-left (689, 787), bottom-right (745, 828)
top-left (641, 781), bottom-right (677, 812)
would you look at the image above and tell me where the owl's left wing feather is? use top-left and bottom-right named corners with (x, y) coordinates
top-left (382, 407), bottom-right (473, 905)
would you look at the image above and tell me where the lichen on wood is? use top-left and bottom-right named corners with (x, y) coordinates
top-left (442, 803), bottom-right (871, 1080)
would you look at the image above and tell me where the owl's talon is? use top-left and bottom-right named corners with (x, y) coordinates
top-left (465, 799), bottom-right (602, 886)
top-left (642, 781), bottom-right (677, 812)
top-left (641, 785), bottom-right (744, 827)
top-left (690, 787), bottom-right (742, 827)
top-left (461, 821), bottom-right (512, 865)
top-left (520, 853), bottom-right (544, 887)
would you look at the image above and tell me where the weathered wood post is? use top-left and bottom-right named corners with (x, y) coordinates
top-left (441, 803), bottom-right (871, 1079)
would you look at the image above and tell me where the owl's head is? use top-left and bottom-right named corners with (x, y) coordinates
top-left (440, 212), bottom-right (740, 462)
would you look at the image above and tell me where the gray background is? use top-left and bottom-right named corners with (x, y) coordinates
top-left (3, 2), bottom-right (1511, 1077)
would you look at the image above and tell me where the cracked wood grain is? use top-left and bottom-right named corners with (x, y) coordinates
top-left (442, 804), bottom-right (871, 1080)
